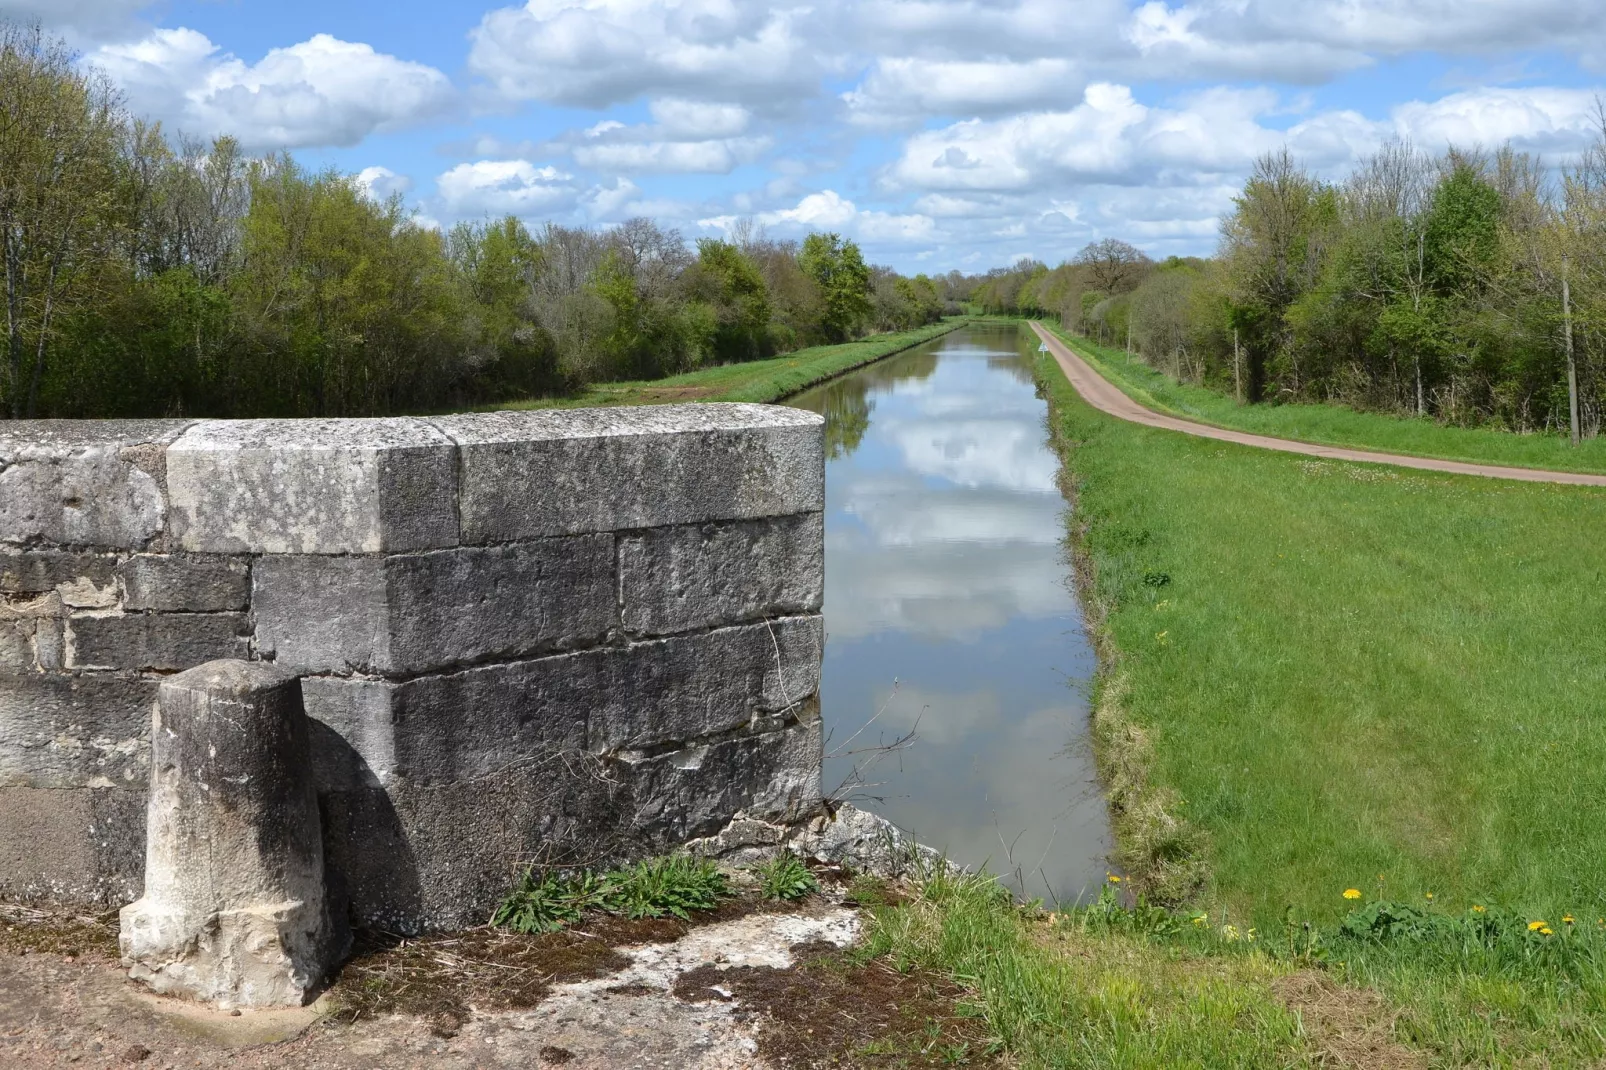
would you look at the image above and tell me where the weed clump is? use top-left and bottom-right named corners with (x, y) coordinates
top-left (750, 851), bottom-right (820, 902)
top-left (493, 854), bottom-right (732, 934)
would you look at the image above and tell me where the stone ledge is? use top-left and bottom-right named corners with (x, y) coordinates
top-left (166, 418), bottom-right (459, 554)
top-left (433, 403), bottom-right (824, 543)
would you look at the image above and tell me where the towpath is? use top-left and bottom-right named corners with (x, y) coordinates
top-left (1030, 321), bottom-right (1606, 487)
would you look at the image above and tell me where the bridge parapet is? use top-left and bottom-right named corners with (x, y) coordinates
top-left (0, 403), bottom-right (825, 931)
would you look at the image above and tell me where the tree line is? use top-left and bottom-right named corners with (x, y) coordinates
top-left (0, 25), bottom-right (949, 419)
top-left (967, 123), bottom-right (1606, 440)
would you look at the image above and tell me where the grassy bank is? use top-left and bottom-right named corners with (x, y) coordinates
top-left (493, 319), bottom-right (965, 411)
top-left (869, 863), bottom-right (1606, 1066)
top-left (1044, 323), bottom-right (1606, 475)
top-left (953, 343), bottom-right (1606, 1064)
top-left (1034, 343), bottom-right (1606, 922)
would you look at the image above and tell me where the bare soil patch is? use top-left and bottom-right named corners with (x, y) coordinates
top-left (674, 940), bottom-right (999, 1069)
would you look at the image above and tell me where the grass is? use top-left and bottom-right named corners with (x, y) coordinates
top-left (493, 853), bottom-right (733, 933)
top-left (491, 319), bottom-right (966, 411)
top-left (1010, 339), bottom-right (1606, 1064)
top-left (869, 863), bottom-right (1606, 1067)
top-left (1036, 344), bottom-right (1606, 926)
top-left (1043, 323), bottom-right (1606, 475)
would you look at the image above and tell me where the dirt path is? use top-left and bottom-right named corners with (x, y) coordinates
top-left (1030, 322), bottom-right (1606, 487)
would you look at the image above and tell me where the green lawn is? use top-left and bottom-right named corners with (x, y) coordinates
top-left (491, 319), bottom-right (964, 410)
top-left (1004, 345), bottom-right (1606, 1065)
top-left (1036, 345), bottom-right (1606, 925)
top-left (1044, 323), bottom-right (1606, 475)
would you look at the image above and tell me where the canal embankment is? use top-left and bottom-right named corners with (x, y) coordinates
top-left (1025, 336), bottom-right (1606, 1064)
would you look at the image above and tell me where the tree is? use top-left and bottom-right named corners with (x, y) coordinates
top-left (799, 232), bottom-right (871, 342)
top-left (0, 25), bottom-right (127, 417)
top-left (1073, 238), bottom-right (1151, 296)
top-left (1221, 149), bottom-right (1338, 399)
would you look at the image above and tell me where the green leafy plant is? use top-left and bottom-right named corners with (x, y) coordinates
top-left (752, 851), bottom-right (820, 902)
top-left (492, 871), bottom-right (591, 934)
top-left (597, 855), bottom-right (732, 921)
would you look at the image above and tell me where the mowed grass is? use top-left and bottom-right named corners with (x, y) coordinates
top-left (1034, 346), bottom-right (1606, 928)
top-left (1044, 323), bottom-right (1606, 475)
top-left (492, 319), bottom-right (964, 410)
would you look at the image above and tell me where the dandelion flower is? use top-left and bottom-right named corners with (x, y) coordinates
top-left (1425, 892), bottom-right (1434, 901)
top-left (1107, 874), bottom-right (1122, 883)
top-left (1563, 915), bottom-right (1576, 924)
top-left (1541, 927), bottom-right (1554, 936)
top-left (1529, 920), bottom-right (1547, 932)
top-left (1472, 905), bottom-right (1485, 913)
top-left (1343, 888), bottom-right (1362, 900)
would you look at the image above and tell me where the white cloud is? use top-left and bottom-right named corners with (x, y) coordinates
top-left (468, 0), bottom-right (825, 110)
top-left (649, 98), bottom-right (751, 138)
top-left (0, 0), bottom-right (152, 44)
top-left (91, 30), bottom-right (453, 150)
top-left (436, 160), bottom-right (578, 215)
top-left (573, 136), bottom-right (769, 174)
top-left (703, 190), bottom-right (938, 246)
top-left (583, 177), bottom-right (643, 218)
top-left (1122, 1), bottom-right (1606, 81)
top-left (354, 166), bottom-right (414, 201)
top-left (1391, 87), bottom-right (1606, 156)
top-left (844, 57), bottom-right (1085, 126)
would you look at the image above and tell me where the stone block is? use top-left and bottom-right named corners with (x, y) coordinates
top-left (0, 786), bottom-right (146, 905)
top-left (619, 513), bottom-right (824, 635)
top-left (0, 421), bottom-right (188, 549)
top-left (120, 554), bottom-right (250, 612)
top-left (623, 719), bottom-right (823, 847)
top-left (0, 673), bottom-right (157, 788)
top-left (253, 537), bottom-right (615, 674)
top-left (70, 612), bottom-right (250, 671)
top-left (323, 754), bottom-right (625, 931)
top-left (0, 549), bottom-right (118, 595)
top-left (300, 617), bottom-right (820, 771)
top-left (585, 616), bottom-right (823, 752)
top-left (166, 418), bottom-right (459, 554)
top-left (121, 661), bottom-right (344, 1007)
top-left (301, 660), bottom-right (589, 788)
top-left (432, 403), bottom-right (824, 543)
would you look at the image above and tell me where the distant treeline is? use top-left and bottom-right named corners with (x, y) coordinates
top-left (967, 125), bottom-right (1606, 438)
top-left (0, 26), bottom-right (951, 419)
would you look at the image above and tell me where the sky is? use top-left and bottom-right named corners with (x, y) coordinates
top-left (11, 0), bottom-right (1606, 273)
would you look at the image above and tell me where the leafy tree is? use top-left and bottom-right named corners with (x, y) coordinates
top-left (799, 232), bottom-right (872, 342)
top-left (0, 24), bottom-right (126, 416)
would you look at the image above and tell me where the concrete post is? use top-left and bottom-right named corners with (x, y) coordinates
top-left (120, 660), bottom-right (344, 1007)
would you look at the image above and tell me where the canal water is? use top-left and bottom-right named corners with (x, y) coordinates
top-left (787, 323), bottom-right (1113, 904)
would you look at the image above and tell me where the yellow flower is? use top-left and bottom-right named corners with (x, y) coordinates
top-left (1541, 927), bottom-right (1554, 936)
top-left (1472, 905), bottom-right (1485, 913)
top-left (1425, 892), bottom-right (1434, 901)
top-left (1155, 630), bottom-right (1170, 646)
top-left (1342, 888), bottom-right (1362, 900)
top-left (1529, 920), bottom-right (1547, 932)
top-left (1563, 915), bottom-right (1576, 924)
top-left (1222, 924), bottom-right (1240, 942)
top-left (1107, 874), bottom-right (1122, 883)
top-left (1191, 914), bottom-right (1207, 926)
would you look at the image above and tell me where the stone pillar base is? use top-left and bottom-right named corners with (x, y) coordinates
top-left (121, 899), bottom-right (334, 1008)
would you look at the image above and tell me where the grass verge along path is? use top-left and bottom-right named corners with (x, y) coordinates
top-left (1040, 321), bottom-right (1606, 477)
top-left (496, 319), bottom-right (964, 411)
top-left (1035, 343), bottom-right (1606, 923)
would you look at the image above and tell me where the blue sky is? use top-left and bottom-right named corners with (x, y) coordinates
top-left (12, 0), bottom-right (1606, 272)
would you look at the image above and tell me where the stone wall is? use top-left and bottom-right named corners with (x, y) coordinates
top-left (0, 404), bottom-right (825, 930)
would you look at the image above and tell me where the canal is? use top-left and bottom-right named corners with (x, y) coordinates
top-left (787, 322), bottom-right (1113, 903)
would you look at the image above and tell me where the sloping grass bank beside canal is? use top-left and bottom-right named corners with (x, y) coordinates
top-left (492, 318), bottom-right (966, 410)
top-left (969, 345), bottom-right (1606, 1065)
